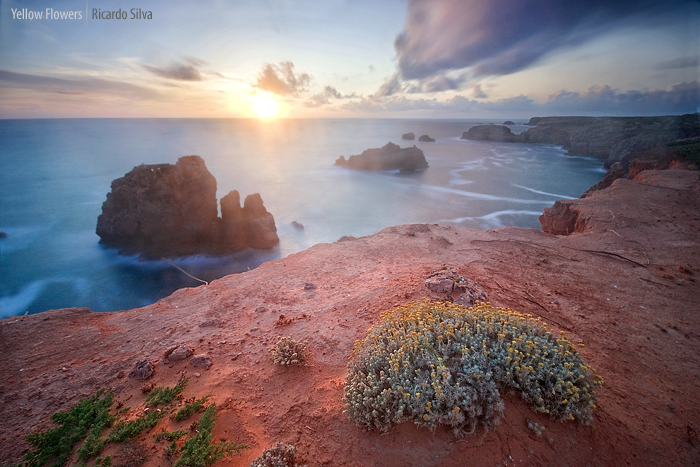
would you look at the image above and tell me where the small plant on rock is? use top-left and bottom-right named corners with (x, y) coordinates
top-left (343, 300), bottom-right (602, 437)
top-left (175, 404), bottom-right (247, 467)
top-left (249, 443), bottom-right (306, 467)
top-left (268, 336), bottom-right (308, 366)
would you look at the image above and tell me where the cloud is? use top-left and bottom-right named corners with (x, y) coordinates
top-left (472, 84), bottom-right (487, 99)
top-left (394, 0), bottom-right (696, 81)
top-left (142, 63), bottom-right (203, 81)
top-left (338, 81), bottom-right (699, 116)
top-left (0, 69), bottom-right (160, 100)
top-left (543, 81), bottom-right (700, 114)
top-left (254, 61), bottom-right (311, 96)
top-left (303, 85), bottom-right (357, 108)
top-left (654, 56), bottom-right (700, 70)
top-left (373, 73), bottom-right (405, 97)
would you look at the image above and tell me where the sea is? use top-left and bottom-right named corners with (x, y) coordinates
top-left (0, 118), bottom-right (605, 318)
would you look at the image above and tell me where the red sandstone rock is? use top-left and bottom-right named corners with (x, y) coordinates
top-left (96, 156), bottom-right (278, 257)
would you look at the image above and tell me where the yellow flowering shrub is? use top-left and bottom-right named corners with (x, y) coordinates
top-left (343, 300), bottom-right (602, 437)
top-left (269, 336), bottom-right (308, 366)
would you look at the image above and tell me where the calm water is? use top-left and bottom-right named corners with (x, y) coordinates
top-left (0, 118), bottom-right (605, 317)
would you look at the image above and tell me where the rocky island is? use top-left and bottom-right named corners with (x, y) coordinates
top-left (418, 134), bottom-right (435, 142)
top-left (401, 132), bottom-right (415, 140)
top-left (462, 114), bottom-right (700, 166)
top-left (335, 142), bottom-right (429, 172)
top-left (96, 155), bottom-right (279, 257)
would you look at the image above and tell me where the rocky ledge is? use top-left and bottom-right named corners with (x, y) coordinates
top-left (2, 167), bottom-right (699, 467)
top-left (335, 142), bottom-right (429, 172)
top-left (462, 114), bottom-right (700, 166)
top-left (96, 155), bottom-right (279, 257)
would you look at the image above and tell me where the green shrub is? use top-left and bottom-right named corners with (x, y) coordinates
top-left (344, 301), bottom-right (602, 437)
top-left (23, 390), bottom-right (115, 467)
top-left (175, 404), bottom-right (247, 467)
top-left (145, 377), bottom-right (189, 407)
top-left (268, 336), bottom-right (308, 366)
top-left (174, 396), bottom-right (211, 422)
top-left (249, 443), bottom-right (306, 467)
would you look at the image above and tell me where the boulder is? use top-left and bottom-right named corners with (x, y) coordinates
top-left (539, 201), bottom-right (587, 235)
top-left (418, 135), bottom-right (435, 142)
top-left (165, 345), bottom-right (193, 363)
top-left (503, 121), bottom-right (515, 125)
top-left (128, 360), bottom-right (154, 380)
top-left (402, 132), bottom-right (415, 140)
top-left (335, 142), bottom-right (429, 172)
top-left (0, 231), bottom-right (6, 238)
top-left (96, 156), bottom-right (278, 257)
top-left (190, 354), bottom-right (212, 369)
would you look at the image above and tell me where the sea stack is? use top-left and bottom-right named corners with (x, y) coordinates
top-left (335, 142), bottom-right (428, 172)
top-left (96, 155), bottom-right (278, 257)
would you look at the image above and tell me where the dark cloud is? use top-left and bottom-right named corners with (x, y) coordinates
top-left (339, 81), bottom-right (699, 116)
top-left (407, 74), bottom-right (467, 93)
top-left (472, 84), bottom-right (487, 99)
top-left (303, 85), bottom-right (357, 107)
top-left (395, 0), bottom-right (696, 80)
top-left (654, 56), bottom-right (700, 70)
top-left (254, 61), bottom-right (311, 96)
top-left (543, 81), bottom-right (699, 114)
top-left (0, 69), bottom-right (160, 100)
top-left (373, 73), bottom-right (404, 97)
top-left (142, 63), bottom-right (203, 81)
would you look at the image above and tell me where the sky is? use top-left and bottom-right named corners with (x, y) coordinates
top-left (0, 0), bottom-right (698, 118)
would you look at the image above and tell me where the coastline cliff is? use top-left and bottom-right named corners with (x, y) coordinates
top-left (3, 164), bottom-right (699, 466)
top-left (462, 114), bottom-right (700, 166)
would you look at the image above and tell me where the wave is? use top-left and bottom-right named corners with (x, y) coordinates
top-left (0, 223), bottom-right (62, 255)
top-left (423, 185), bottom-right (555, 205)
top-left (0, 277), bottom-right (89, 318)
top-left (443, 209), bottom-right (543, 228)
top-left (511, 184), bottom-right (574, 199)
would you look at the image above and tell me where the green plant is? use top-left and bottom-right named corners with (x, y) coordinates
top-left (109, 377), bottom-right (190, 443)
top-left (344, 301), bottom-right (602, 437)
top-left (107, 411), bottom-right (161, 443)
top-left (22, 390), bottom-right (116, 467)
top-left (668, 139), bottom-right (700, 166)
top-left (175, 404), bottom-right (247, 467)
top-left (174, 396), bottom-right (211, 422)
top-left (145, 377), bottom-right (189, 406)
top-left (268, 336), bottom-right (308, 366)
top-left (249, 443), bottom-right (306, 467)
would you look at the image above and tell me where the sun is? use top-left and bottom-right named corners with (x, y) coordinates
top-left (251, 93), bottom-right (279, 118)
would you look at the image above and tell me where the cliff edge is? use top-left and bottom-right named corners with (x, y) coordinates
top-left (3, 169), bottom-right (699, 466)
top-left (462, 114), bottom-right (700, 166)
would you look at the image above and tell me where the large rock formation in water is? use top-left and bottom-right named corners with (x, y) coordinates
top-left (96, 155), bottom-right (278, 257)
top-left (335, 142), bottom-right (428, 172)
top-left (462, 114), bottom-right (700, 167)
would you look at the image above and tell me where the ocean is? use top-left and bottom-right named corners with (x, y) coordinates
top-left (0, 118), bottom-right (605, 317)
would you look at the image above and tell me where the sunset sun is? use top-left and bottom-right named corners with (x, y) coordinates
top-left (251, 93), bottom-right (279, 118)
